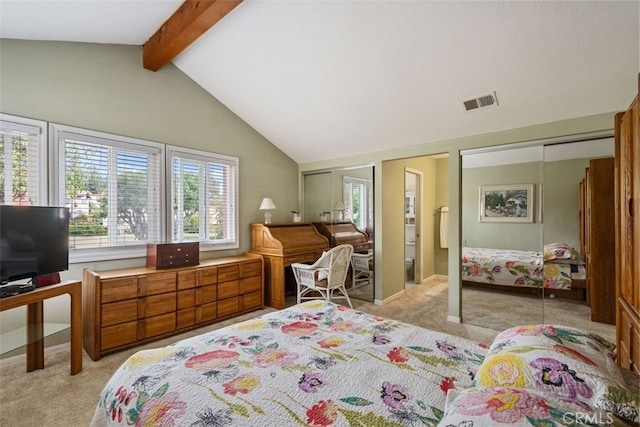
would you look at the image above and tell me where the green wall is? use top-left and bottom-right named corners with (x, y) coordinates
top-left (0, 38), bottom-right (623, 338)
top-left (462, 162), bottom-right (544, 251)
top-left (543, 158), bottom-right (591, 248)
top-left (0, 39), bottom-right (299, 337)
top-left (300, 112), bottom-right (617, 320)
top-left (434, 158), bottom-right (449, 275)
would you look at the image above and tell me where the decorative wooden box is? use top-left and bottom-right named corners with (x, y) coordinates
top-left (147, 242), bottom-right (199, 269)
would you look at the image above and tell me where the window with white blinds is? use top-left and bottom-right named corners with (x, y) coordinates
top-left (0, 114), bottom-right (47, 206)
top-left (50, 124), bottom-right (162, 253)
top-left (343, 176), bottom-right (372, 230)
top-left (168, 146), bottom-right (238, 249)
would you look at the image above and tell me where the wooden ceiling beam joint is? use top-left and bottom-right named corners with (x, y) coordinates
top-left (143, 0), bottom-right (243, 72)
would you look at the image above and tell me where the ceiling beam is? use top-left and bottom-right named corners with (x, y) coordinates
top-left (143, 0), bottom-right (243, 72)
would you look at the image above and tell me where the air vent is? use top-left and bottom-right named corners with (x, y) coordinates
top-left (463, 91), bottom-right (498, 112)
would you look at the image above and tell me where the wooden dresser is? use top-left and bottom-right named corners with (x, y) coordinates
top-left (83, 253), bottom-right (263, 360)
top-left (614, 72), bottom-right (639, 373)
top-left (580, 157), bottom-right (616, 324)
top-left (250, 223), bottom-right (329, 309)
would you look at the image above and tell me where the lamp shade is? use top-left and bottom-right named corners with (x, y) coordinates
top-left (333, 201), bottom-right (345, 210)
top-left (259, 198), bottom-right (276, 210)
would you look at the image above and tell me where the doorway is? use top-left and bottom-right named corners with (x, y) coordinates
top-left (405, 168), bottom-right (422, 286)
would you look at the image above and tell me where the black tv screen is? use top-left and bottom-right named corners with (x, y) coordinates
top-left (0, 205), bottom-right (70, 284)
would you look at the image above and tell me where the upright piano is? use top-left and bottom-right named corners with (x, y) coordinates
top-left (250, 223), bottom-right (329, 309)
top-left (312, 221), bottom-right (371, 253)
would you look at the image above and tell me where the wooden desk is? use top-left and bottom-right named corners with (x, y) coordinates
top-left (0, 281), bottom-right (82, 375)
top-left (312, 221), bottom-right (371, 253)
top-left (250, 223), bottom-right (329, 308)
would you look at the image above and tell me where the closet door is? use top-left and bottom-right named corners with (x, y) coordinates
top-left (617, 107), bottom-right (635, 307)
top-left (632, 92), bottom-right (640, 312)
top-left (586, 157), bottom-right (615, 324)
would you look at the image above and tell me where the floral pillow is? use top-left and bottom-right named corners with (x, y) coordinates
top-left (470, 325), bottom-right (639, 424)
top-left (439, 386), bottom-right (624, 426)
top-left (543, 243), bottom-right (577, 261)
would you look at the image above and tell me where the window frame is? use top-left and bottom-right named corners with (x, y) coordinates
top-left (0, 113), bottom-right (48, 206)
top-left (166, 145), bottom-right (239, 252)
top-left (3, 116), bottom-right (240, 263)
top-left (50, 123), bottom-right (166, 263)
top-left (343, 175), bottom-right (372, 230)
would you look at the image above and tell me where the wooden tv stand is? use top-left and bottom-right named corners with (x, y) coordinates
top-left (82, 253), bottom-right (263, 360)
top-left (0, 280), bottom-right (83, 375)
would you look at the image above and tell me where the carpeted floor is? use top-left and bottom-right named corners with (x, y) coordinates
top-left (440, 282), bottom-right (615, 344)
top-left (0, 279), bottom-right (616, 426)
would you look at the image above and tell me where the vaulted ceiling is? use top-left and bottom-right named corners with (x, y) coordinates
top-left (1, 1), bottom-right (638, 163)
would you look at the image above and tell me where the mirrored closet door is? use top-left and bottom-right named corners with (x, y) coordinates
top-left (461, 146), bottom-right (544, 330)
top-left (461, 133), bottom-right (615, 333)
top-left (302, 165), bottom-right (374, 302)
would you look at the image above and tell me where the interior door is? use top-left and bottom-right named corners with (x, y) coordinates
top-left (405, 169), bottom-right (421, 285)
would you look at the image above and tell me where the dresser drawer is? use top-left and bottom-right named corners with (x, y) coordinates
top-left (240, 260), bottom-right (262, 278)
top-left (197, 266), bottom-right (218, 287)
top-left (196, 302), bottom-right (216, 323)
top-left (177, 308), bottom-right (195, 329)
top-left (138, 312), bottom-right (176, 339)
top-left (218, 264), bottom-right (239, 282)
top-left (619, 299), bottom-right (640, 373)
top-left (217, 297), bottom-right (239, 318)
top-left (218, 280), bottom-right (239, 299)
top-left (101, 277), bottom-right (138, 303)
top-left (195, 285), bottom-right (217, 305)
top-left (138, 272), bottom-right (176, 296)
top-left (177, 270), bottom-right (196, 290)
top-left (240, 276), bottom-right (262, 294)
top-left (241, 291), bottom-right (262, 311)
top-left (177, 289), bottom-right (195, 309)
top-left (138, 293), bottom-right (176, 318)
top-left (102, 299), bottom-right (138, 326)
top-left (102, 321), bottom-right (137, 350)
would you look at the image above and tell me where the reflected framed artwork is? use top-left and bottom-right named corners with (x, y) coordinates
top-left (479, 183), bottom-right (534, 223)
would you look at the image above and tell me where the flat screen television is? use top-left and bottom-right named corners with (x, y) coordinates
top-left (0, 205), bottom-right (70, 285)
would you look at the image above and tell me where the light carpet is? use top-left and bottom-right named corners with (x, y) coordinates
top-left (1, 282), bottom-right (501, 427)
top-left (424, 281), bottom-right (615, 344)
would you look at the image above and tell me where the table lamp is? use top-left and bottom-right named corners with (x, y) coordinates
top-left (333, 201), bottom-right (345, 221)
top-left (259, 197), bottom-right (276, 223)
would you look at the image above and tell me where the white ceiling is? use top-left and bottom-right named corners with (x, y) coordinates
top-left (1, 1), bottom-right (638, 164)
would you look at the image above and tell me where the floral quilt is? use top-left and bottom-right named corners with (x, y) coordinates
top-left (461, 247), bottom-right (572, 290)
top-left (440, 324), bottom-right (639, 426)
top-left (90, 300), bottom-right (488, 426)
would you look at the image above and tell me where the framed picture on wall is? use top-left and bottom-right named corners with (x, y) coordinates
top-left (479, 183), bottom-right (534, 223)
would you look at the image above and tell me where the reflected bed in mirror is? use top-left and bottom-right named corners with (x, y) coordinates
top-left (461, 134), bottom-right (615, 343)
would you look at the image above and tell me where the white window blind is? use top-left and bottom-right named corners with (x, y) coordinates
top-left (168, 146), bottom-right (238, 248)
top-left (343, 176), bottom-right (372, 230)
top-left (51, 124), bottom-right (162, 253)
top-left (0, 115), bottom-right (46, 206)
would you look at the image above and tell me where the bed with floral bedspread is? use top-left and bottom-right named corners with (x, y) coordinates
top-left (91, 301), bottom-right (639, 426)
top-left (91, 300), bottom-right (488, 426)
top-left (461, 247), bottom-right (573, 290)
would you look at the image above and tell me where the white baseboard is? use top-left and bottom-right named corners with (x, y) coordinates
top-left (381, 289), bottom-right (407, 305)
top-left (447, 315), bottom-right (461, 323)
